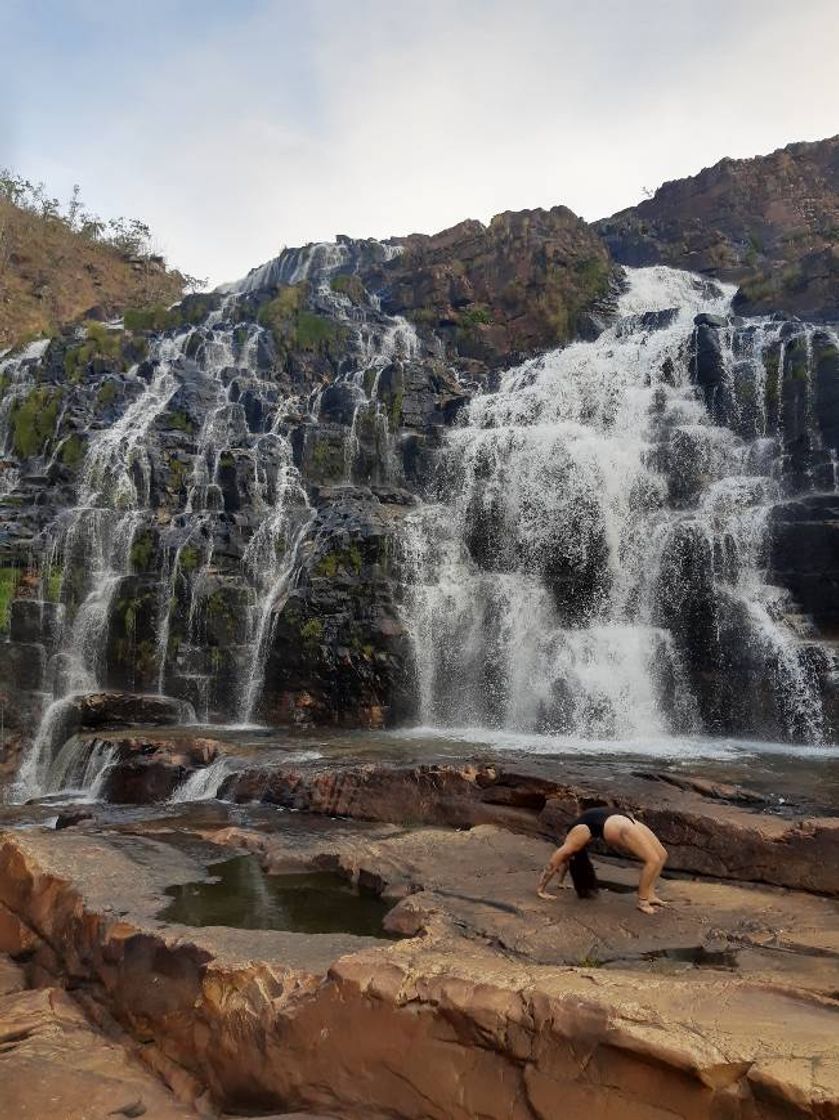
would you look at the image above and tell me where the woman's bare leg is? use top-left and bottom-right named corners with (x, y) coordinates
top-left (604, 816), bottom-right (668, 914)
top-left (633, 821), bottom-right (668, 905)
top-left (637, 857), bottom-right (665, 913)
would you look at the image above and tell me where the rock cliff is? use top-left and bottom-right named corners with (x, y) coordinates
top-left (598, 135), bottom-right (839, 319)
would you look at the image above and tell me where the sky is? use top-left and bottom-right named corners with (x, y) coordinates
top-left (2, 0), bottom-right (838, 287)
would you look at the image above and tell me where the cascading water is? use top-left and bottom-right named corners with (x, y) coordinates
top-left (0, 338), bottom-right (53, 495)
top-left (6, 234), bottom-right (425, 799)
top-left (12, 331), bottom-right (191, 800)
top-left (39, 736), bottom-right (120, 802)
top-left (169, 754), bottom-right (238, 803)
top-left (8, 231), bottom-right (835, 809)
top-left (400, 266), bottom-right (832, 744)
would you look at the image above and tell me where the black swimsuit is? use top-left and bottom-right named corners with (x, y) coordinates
top-left (570, 806), bottom-right (625, 840)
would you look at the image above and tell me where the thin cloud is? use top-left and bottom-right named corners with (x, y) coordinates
top-left (5, 0), bottom-right (838, 285)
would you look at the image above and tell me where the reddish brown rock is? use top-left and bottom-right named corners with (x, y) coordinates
top-left (227, 760), bottom-right (839, 895)
top-left (364, 207), bottom-right (616, 371)
top-left (1, 820), bottom-right (838, 1119)
top-left (598, 134), bottom-right (839, 320)
top-left (0, 985), bottom-right (196, 1119)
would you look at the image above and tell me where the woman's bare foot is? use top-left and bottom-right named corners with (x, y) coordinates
top-left (648, 895), bottom-right (669, 907)
top-left (537, 888), bottom-right (558, 900)
top-left (636, 899), bottom-right (657, 915)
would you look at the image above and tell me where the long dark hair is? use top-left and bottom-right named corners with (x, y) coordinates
top-left (568, 850), bottom-right (599, 899)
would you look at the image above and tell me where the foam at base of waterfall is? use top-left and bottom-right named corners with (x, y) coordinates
top-left (391, 726), bottom-right (839, 761)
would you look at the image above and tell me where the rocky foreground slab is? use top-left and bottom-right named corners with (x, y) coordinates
top-left (0, 756), bottom-right (837, 1119)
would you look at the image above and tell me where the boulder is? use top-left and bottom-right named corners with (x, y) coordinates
top-left (72, 692), bottom-right (193, 729)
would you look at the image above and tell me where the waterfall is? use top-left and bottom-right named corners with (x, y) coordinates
top-left (40, 736), bottom-right (120, 801)
top-left (400, 266), bottom-right (830, 743)
top-left (12, 694), bottom-right (80, 801)
top-left (236, 440), bottom-right (313, 725)
top-left (7, 233), bottom-right (423, 798)
top-left (169, 754), bottom-right (237, 803)
top-left (12, 331), bottom-right (193, 798)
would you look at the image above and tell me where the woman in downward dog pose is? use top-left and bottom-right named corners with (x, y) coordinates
top-left (537, 806), bottom-right (668, 914)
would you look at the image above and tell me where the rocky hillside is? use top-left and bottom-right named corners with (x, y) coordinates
top-left (0, 196), bottom-right (187, 348)
top-left (597, 135), bottom-right (839, 319)
top-left (365, 206), bottom-right (616, 373)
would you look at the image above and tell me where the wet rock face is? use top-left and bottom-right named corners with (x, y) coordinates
top-left (771, 495), bottom-right (839, 631)
top-left (261, 486), bottom-right (416, 727)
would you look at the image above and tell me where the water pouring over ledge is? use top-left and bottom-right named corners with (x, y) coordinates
top-left (4, 236), bottom-right (423, 800)
top-left (4, 247), bottom-right (839, 808)
top-left (399, 266), bottom-right (835, 744)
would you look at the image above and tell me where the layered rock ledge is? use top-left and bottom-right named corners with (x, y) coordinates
top-left (0, 766), bottom-right (837, 1119)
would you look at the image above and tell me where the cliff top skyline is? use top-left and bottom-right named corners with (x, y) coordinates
top-left (3, 0), bottom-right (838, 285)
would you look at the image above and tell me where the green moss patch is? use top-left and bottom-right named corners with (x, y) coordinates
top-left (123, 305), bottom-right (181, 333)
top-left (64, 321), bottom-right (125, 384)
top-left (9, 386), bottom-right (61, 458)
top-left (0, 567), bottom-right (21, 632)
top-left (129, 530), bottom-right (155, 573)
top-left (314, 544), bottom-right (363, 579)
top-left (59, 433), bottom-right (85, 468)
top-left (257, 284), bottom-right (344, 356)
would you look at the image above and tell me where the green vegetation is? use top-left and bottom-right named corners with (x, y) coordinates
top-left (64, 321), bottom-right (125, 384)
top-left (129, 530), bottom-right (155, 572)
top-left (746, 231), bottom-right (765, 268)
top-left (389, 389), bottom-right (404, 429)
top-left (0, 567), bottom-right (20, 632)
top-left (410, 308), bottom-right (440, 328)
top-left (178, 545), bottom-right (201, 574)
top-left (300, 618), bottom-right (324, 647)
top-left (45, 567), bottom-right (62, 604)
top-left (96, 380), bottom-right (118, 407)
top-left (122, 600), bottom-right (136, 634)
top-left (739, 274), bottom-right (775, 304)
top-left (788, 344), bottom-right (810, 383)
top-left (123, 305), bottom-right (181, 333)
top-left (59, 433), bottom-right (85, 468)
top-left (167, 410), bottom-right (194, 434)
top-left (310, 435), bottom-right (344, 480)
top-left (0, 169), bottom-right (157, 257)
top-left (257, 283), bottom-right (344, 356)
top-left (330, 274), bottom-right (366, 305)
top-left (167, 455), bottom-right (189, 493)
top-left (314, 544), bottom-right (363, 579)
top-left (458, 304), bottom-right (493, 329)
top-left (257, 283), bottom-right (304, 344)
top-left (9, 386), bottom-right (61, 458)
top-left (295, 310), bottom-right (338, 350)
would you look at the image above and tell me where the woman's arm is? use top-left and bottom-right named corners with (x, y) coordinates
top-left (536, 844), bottom-right (572, 899)
top-left (536, 829), bottom-right (588, 899)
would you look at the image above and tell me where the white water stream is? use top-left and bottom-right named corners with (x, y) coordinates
top-left (400, 267), bottom-right (830, 742)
